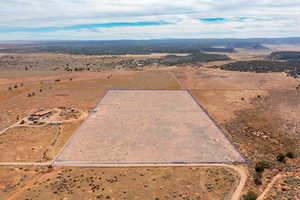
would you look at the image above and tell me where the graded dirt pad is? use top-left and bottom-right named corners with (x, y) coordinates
top-left (0, 166), bottom-right (238, 200)
top-left (55, 90), bottom-right (244, 165)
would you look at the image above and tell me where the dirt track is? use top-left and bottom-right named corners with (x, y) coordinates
top-left (1, 51), bottom-right (299, 199)
top-left (0, 108), bottom-right (87, 137)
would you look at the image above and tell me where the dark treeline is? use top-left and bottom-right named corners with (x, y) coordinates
top-left (269, 51), bottom-right (300, 62)
top-left (0, 39), bottom-right (271, 55)
top-left (2, 38), bottom-right (300, 55)
top-left (116, 53), bottom-right (230, 68)
top-left (157, 53), bottom-right (230, 65)
top-left (212, 60), bottom-right (300, 78)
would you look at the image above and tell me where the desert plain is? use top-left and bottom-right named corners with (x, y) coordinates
top-left (0, 45), bottom-right (299, 200)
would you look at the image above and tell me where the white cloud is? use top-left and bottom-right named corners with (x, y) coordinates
top-left (0, 0), bottom-right (300, 39)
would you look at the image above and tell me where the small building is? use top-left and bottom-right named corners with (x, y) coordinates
top-left (49, 121), bottom-right (63, 125)
top-left (32, 109), bottom-right (52, 117)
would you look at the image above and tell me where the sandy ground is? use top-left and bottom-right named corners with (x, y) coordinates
top-left (170, 66), bottom-right (299, 90)
top-left (0, 48), bottom-right (300, 199)
top-left (264, 44), bottom-right (300, 52)
top-left (0, 70), bottom-right (180, 164)
top-left (263, 171), bottom-right (300, 200)
top-left (0, 166), bottom-right (238, 200)
top-left (55, 90), bottom-right (244, 164)
top-left (0, 122), bottom-right (82, 162)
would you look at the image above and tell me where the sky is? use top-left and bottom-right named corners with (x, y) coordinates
top-left (0, 0), bottom-right (300, 40)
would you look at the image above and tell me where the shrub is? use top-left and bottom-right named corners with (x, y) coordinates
top-left (255, 161), bottom-right (269, 172)
top-left (243, 191), bottom-right (257, 200)
top-left (276, 153), bottom-right (286, 162)
top-left (254, 172), bottom-right (262, 185)
top-left (286, 152), bottom-right (295, 159)
top-left (254, 177), bottom-right (262, 185)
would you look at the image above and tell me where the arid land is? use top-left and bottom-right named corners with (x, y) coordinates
top-left (0, 45), bottom-right (300, 200)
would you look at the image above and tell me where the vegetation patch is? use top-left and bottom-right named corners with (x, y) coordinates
top-left (213, 60), bottom-right (300, 78)
top-left (269, 51), bottom-right (300, 62)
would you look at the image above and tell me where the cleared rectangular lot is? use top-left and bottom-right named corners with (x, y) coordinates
top-left (54, 90), bottom-right (244, 165)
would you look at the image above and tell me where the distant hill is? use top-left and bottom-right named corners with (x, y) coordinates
top-left (269, 51), bottom-right (300, 62)
top-left (0, 38), bottom-right (300, 55)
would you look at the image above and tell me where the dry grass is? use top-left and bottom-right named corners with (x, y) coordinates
top-left (0, 122), bottom-right (81, 162)
top-left (1, 51), bottom-right (300, 198)
top-left (0, 166), bottom-right (238, 200)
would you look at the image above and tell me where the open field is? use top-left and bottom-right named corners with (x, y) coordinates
top-left (264, 171), bottom-right (300, 200)
top-left (0, 46), bottom-right (300, 199)
top-left (0, 122), bottom-right (81, 162)
top-left (55, 90), bottom-right (244, 165)
top-left (0, 70), bottom-right (180, 164)
top-left (0, 70), bottom-right (180, 130)
top-left (0, 166), bottom-right (239, 200)
top-left (171, 66), bottom-right (299, 90)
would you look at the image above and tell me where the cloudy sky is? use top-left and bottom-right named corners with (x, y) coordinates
top-left (0, 0), bottom-right (300, 40)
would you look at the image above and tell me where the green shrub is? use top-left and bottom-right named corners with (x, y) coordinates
top-left (255, 161), bottom-right (269, 172)
top-left (254, 172), bottom-right (262, 185)
top-left (276, 153), bottom-right (286, 162)
top-left (254, 178), bottom-right (262, 185)
top-left (243, 191), bottom-right (257, 200)
top-left (286, 152), bottom-right (295, 159)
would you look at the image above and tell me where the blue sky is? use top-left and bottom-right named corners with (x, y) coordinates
top-left (0, 0), bottom-right (300, 40)
top-left (0, 21), bottom-right (171, 33)
top-left (199, 18), bottom-right (226, 23)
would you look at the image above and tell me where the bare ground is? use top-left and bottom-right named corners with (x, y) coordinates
top-left (1, 50), bottom-right (300, 199)
top-left (0, 166), bottom-right (238, 200)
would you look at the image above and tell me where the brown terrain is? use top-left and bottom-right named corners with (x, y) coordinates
top-left (0, 46), bottom-right (299, 199)
top-left (0, 166), bottom-right (238, 200)
top-left (54, 90), bottom-right (244, 165)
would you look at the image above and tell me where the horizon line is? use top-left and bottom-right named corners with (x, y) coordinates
top-left (1, 36), bottom-right (300, 42)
